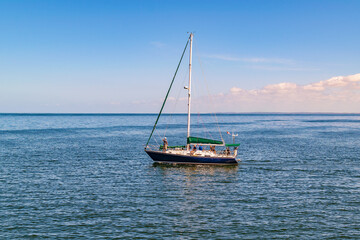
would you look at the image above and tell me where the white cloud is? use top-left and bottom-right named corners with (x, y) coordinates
top-left (230, 87), bottom-right (244, 94)
top-left (203, 54), bottom-right (320, 72)
top-left (205, 54), bottom-right (294, 65)
top-left (205, 54), bottom-right (241, 61)
top-left (193, 73), bottom-right (360, 113)
top-left (150, 41), bottom-right (166, 48)
top-left (134, 73), bottom-right (360, 113)
top-left (242, 57), bottom-right (294, 65)
top-left (247, 65), bottom-right (320, 72)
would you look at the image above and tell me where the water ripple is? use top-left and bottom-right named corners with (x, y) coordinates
top-left (1, 114), bottom-right (360, 239)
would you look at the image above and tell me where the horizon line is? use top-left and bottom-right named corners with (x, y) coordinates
top-left (1, 112), bottom-right (360, 115)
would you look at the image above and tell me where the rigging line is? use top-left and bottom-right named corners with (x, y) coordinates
top-left (193, 40), bottom-right (224, 142)
top-left (191, 49), bottom-right (212, 140)
top-left (192, 65), bottom-right (213, 140)
top-left (154, 70), bottom-right (186, 146)
top-left (155, 126), bottom-right (163, 142)
top-left (163, 68), bottom-right (188, 138)
top-left (151, 124), bottom-right (162, 146)
top-left (198, 112), bottom-right (214, 140)
top-left (145, 36), bottom-right (190, 148)
top-left (148, 144), bottom-right (158, 150)
top-left (154, 133), bottom-right (160, 146)
top-left (196, 112), bottom-right (210, 139)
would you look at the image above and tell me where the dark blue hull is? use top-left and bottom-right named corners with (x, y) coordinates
top-left (145, 150), bottom-right (238, 165)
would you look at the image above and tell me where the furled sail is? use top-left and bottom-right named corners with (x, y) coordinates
top-left (187, 136), bottom-right (224, 145)
top-left (225, 143), bottom-right (240, 147)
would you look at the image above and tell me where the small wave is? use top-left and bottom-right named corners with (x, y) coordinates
top-left (303, 119), bottom-right (360, 123)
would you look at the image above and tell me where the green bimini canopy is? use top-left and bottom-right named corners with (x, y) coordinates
top-left (225, 143), bottom-right (240, 147)
top-left (187, 136), bottom-right (223, 145)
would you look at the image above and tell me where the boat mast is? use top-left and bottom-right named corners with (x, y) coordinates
top-left (187, 33), bottom-right (193, 151)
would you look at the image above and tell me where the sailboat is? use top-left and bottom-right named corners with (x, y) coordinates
top-left (144, 33), bottom-right (239, 165)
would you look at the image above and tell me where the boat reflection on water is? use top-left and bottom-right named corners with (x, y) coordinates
top-left (152, 162), bottom-right (239, 175)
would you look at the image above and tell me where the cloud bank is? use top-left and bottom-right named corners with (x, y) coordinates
top-left (196, 73), bottom-right (360, 113)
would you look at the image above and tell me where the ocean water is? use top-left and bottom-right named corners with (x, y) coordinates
top-left (1, 113), bottom-right (360, 239)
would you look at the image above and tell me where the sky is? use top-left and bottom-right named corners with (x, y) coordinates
top-left (0, 0), bottom-right (360, 113)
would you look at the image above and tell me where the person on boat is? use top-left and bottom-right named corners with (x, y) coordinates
top-left (226, 147), bottom-right (231, 156)
top-left (210, 145), bottom-right (216, 154)
top-left (199, 145), bottom-right (203, 151)
top-left (163, 137), bottom-right (168, 152)
top-left (234, 146), bottom-right (238, 157)
top-left (190, 145), bottom-right (197, 155)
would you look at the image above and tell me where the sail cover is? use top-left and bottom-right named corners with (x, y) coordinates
top-left (187, 136), bottom-right (223, 145)
top-left (225, 143), bottom-right (240, 147)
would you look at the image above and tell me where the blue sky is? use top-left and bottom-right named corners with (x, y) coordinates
top-left (1, 0), bottom-right (360, 113)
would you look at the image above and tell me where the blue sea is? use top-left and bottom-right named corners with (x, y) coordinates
top-left (1, 113), bottom-right (360, 239)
